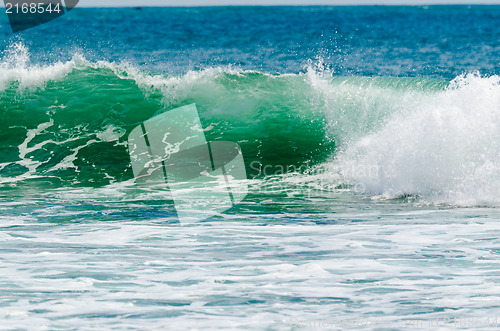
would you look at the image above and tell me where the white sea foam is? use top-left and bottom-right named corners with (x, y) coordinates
top-left (326, 74), bottom-right (500, 206)
top-left (0, 42), bottom-right (77, 92)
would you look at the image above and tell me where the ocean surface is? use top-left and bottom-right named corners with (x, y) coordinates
top-left (0, 5), bottom-right (500, 330)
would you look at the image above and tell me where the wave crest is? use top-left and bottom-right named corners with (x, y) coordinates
top-left (1, 44), bottom-right (498, 207)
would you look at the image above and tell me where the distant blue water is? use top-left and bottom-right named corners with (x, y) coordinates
top-left (0, 6), bottom-right (500, 330)
top-left (1, 6), bottom-right (499, 77)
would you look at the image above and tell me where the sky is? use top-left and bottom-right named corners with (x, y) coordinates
top-left (79, 0), bottom-right (500, 6)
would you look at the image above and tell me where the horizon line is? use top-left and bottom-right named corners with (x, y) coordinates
top-left (76, 3), bottom-right (500, 7)
top-left (3, 2), bottom-right (500, 8)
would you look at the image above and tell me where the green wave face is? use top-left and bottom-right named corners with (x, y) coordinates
top-left (0, 57), bottom-right (446, 187)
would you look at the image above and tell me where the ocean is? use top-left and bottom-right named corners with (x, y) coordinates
top-left (0, 5), bottom-right (500, 330)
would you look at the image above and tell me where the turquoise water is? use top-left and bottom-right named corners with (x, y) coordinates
top-left (0, 6), bottom-right (500, 330)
